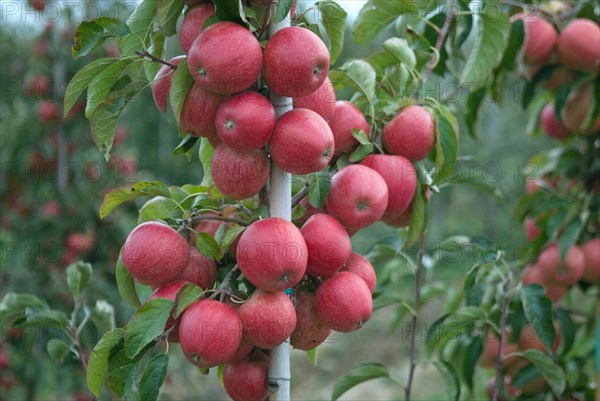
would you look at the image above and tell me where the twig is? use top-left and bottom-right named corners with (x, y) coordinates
top-left (135, 51), bottom-right (178, 69)
top-left (404, 236), bottom-right (425, 401)
top-left (219, 265), bottom-right (240, 302)
top-left (189, 215), bottom-right (250, 227)
top-left (422, 0), bottom-right (457, 83)
top-left (291, 184), bottom-right (309, 207)
top-left (493, 272), bottom-right (513, 401)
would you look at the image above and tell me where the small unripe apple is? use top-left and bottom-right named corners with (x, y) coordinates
top-left (179, 247), bottom-right (217, 290)
top-left (561, 83), bottom-right (600, 136)
top-left (290, 291), bottom-right (331, 350)
top-left (152, 56), bottom-right (185, 113)
top-left (179, 4), bottom-right (215, 54)
top-left (179, 299), bottom-right (242, 368)
top-left (238, 290), bottom-right (296, 349)
top-left (188, 21), bottom-right (262, 94)
top-left (237, 217), bottom-right (307, 292)
top-left (149, 280), bottom-right (189, 342)
top-left (215, 91), bottom-right (275, 151)
top-left (223, 355), bottom-right (269, 401)
top-left (580, 238), bottom-right (600, 283)
top-left (537, 243), bottom-right (585, 286)
top-left (557, 19), bottom-right (600, 72)
top-left (293, 77), bottom-right (336, 121)
top-left (523, 16), bottom-right (557, 65)
top-left (122, 222), bottom-right (190, 287)
top-left (179, 83), bottom-right (223, 138)
top-left (341, 253), bottom-right (376, 294)
top-left (539, 103), bottom-right (570, 139)
top-left (301, 213), bottom-right (351, 277)
top-left (315, 271), bottom-right (372, 332)
top-left (325, 165), bottom-right (389, 230)
top-left (263, 26), bottom-right (330, 97)
top-left (269, 108), bottom-right (334, 174)
top-left (211, 144), bottom-right (270, 200)
top-left (327, 101), bottom-right (370, 156)
top-left (383, 105), bottom-right (436, 162)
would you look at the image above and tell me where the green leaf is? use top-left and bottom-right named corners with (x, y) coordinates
top-left (90, 300), bottom-right (116, 333)
top-left (432, 361), bottom-right (460, 401)
top-left (216, 224), bottom-right (245, 254)
top-left (119, 0), bottom-right (157, 56)
top-left (66, 261), bottom-right (92, 299)
top-left (373, 293), bottom-right (403, 311)
top-left (554, 309), bottom-right (575, 356)
top-left (85, 58), bottom-right (138, 118)
top-left (500, 19), bottom-right (524, 70)
top-left (433, 112), bottom-right (458, 185)
top-left (199, 138), bottom-right (215, 186)
top-left (465, 87), bottom-right (486, 139)
top-left (308, 172), bottom-right (331, 209)
top-left (515, 349), bottom-right (566, 396)
top-left (462, 334), bottom-right (483, 388)
top-left (64, 58), bottom-right (115, 117)
top-left (558, 217), bottom-right (584, 260)
top-left (107, 341), bottom-right (141, 398)
top-left (352, 0), bottom-right (417, 45)
top-left (174, 283), bottom-right (204, 318)
top-left (115, 248), bottom-right (141, 307)
top-left (139, 354), bottom-right (169, 401)
top-left (87, 328), bottom-right (125, 398)
top-left (446, 306), bottom-right (487, 325)
top-left (382, 37), bottom-right (416, 69)
top-left (214, 0), bottom-right (244, 23)
top-left (521, 284), bottom-right (556, 354)
top-left (349, 143), bottom-right (374, 162)
top-left (307, 347), bottom-right (319, 366)
top-left (0, 293), bottom-right (47, 322)
top-left (144, 32), bottom-right (166, 81)
top-left (156, 0), bottom-right (184, 36)
top-left (195, 232), bottom-right (222, 260)
top-left (169, 58), bottom-right (194, 126)
top-left (138, 196), bottom-right (182, 223)
top-left (47, 339), bottom-right (70, 365)
top-left (330, 59), bottom-right (376, 106)
top-left (406, 185), bottom-right (428, 242)
top-left (317, 1), bottom-right (347, 64)
top-left (331, 363), bottom-right (398, 401)
top-left (25, 308), bottom-right (68, 331)
top-left (100, 181), bottom-right (171, 219)
top-left (460, 6), bottom-right (510, 86)
top-left (72, 17), bottom-right (130, 59)
top-left (273, 0), bottom-right (294, 24)
top-left (173, 135), bottom-right (199, 157)
top-left (125, 298), bottom-right (174, 359)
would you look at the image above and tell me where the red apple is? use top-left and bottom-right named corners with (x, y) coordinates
top-left (327, 101), bottom-right (370, 156)
top-left (293, 77), bottom-right (336, 121)
top-left (325, 165), bottom-right (389, 230)
top-left (315, 271), bottom-right (372, 332)
top-left (557, 19), bottom-right (600, 72)
top-left (149, 280), bottom-right (189, 342)
top-left (301, 213), bottom-right (351, 277)
top-left (65, 232), bottom-right (96, 255)
top-left (40, 201), bottom-right (61, 218)
top-left (519, 324), bottom-right (560, 353)
top-left (581, 238), bottom-right (600, 283)
top-left (561, 83), bottom-right (600, 136)
top-left (236, 217), bottom-right (307, 292)
top-left (223, 355), bottom-right (269, 401)
top-left (188, 21), bottom-right (262, 94)
top-left (29, 0), bottom-right (45, 11)
top-left (26, 75), bottom-right (50, 95)
top-left (179, 299), bottom-right (242, 368)
top-left (179, 247), bottom-right (217, 290)
top-left (383, 105), bottom-right (436, 162)
top-left (537, 243), bottom-right (585, 286)
top-left (122, 222), bottom-right (190, 287)
top-left (215, 91), bottom-right (275, 151)
top-left (179, 4), bottom-right (215, 54)
top-left (179, 83), bottom-right (223, 138)
top-left (382, 201), bottom-right (413, 228)
top-left (152, 56), bottom-right (185, 113)
top-left (269, 108), bottom-right (334, 174)
top-left (238, 290), bottom-right (296, 349)
top-left (360, 154), bottom-right (416, 218)
top-left (211, 144), bottom-right (270, 200)
top-left (540, 103), bottom-right (570, 139)
top-left (480, 330), bottom-right (519, 368)
top-left (263, 26), bottom-right (330, 97)
top-left (38, 101), bottom-right (58, 122)
top-left (524, 217), bottom-right (541, 242)
top-left (290, 291), bottom-right (331, 350)
top-left (523, 16), bottom-right (557, 65)
top-left (341, 253), bottom-right (376, 294)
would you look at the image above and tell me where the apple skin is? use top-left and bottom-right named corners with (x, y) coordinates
top-left (223, 356), bottom-right (269, 401)
top-left (540, 103), bottom-right (570, 139)
top-left (382, 202), bottom-right (413, 228)
top-left (557, 19), bottom-right (600, 72)
top-left (211, 144), bottom-right (270, 200)
top-left (340, 253), bottom-right (376, 294)
top-left (38, 101), bottom-right (58, 122)
top-left (215, 91), bottom-right (275, 151)
top-left (523, 16), bottom-right (557, 65)
top-left (383, 105), bottom-right (436, 162)
top-left (149, 280), bottom-right (189, 343)
top-left (360, 154), bottom-right (416, 218)
top-left (188, 21), bottom-right (262, 94)
top-left (29, 0), bottom-right (45, 11)
top-left (263, 26), bottom-right (330, 97)
top-left (537, 243), bottom-right (585, 286)
top-left (301, 213), bottom-right (352, 277)
top-left (179, 247), bottom-right (217, 290)
top-left (26, 75), bottom-right (50, 95)
top-left (524, 217), bottom-right (540, 242)
top-left (269, 108), bottom-right (334, 174)
top-left (522, 266), bottom-right (567, 302)
top-left (179, 4), bottom-right (215, 55)
top-left (315, 271), bottom-right (372, 332)
top-left (518, 324), bottom-right (560, 353)
top-left (179, 83), bottom-right (223, 138)
top-left (293, 77), bottom-right (336, 121)
top-left (238, 290), bottom-right (297, 349)
top-left (152, 56), bottom-right (185, 113)
top-left (179, 299), bottom-right (242, 368)
top-left (290, 291), bottom-right (331, 351)
top-left (122, 222), bottom-right (190, 287)
top-left (65, 232), bottom-right (96, 255)
top-left (581, 238), bottom-right (600, 283)
top-left (561, 83), bottom-right (600, 136)
top-left (480, 330), bottom-right (519, 368)
top-left (325, 165), bottom-right (389, 230)
top-left (327, 101), bottom-right (370, 156)
top-left (236, 217), bottom-right (308, 292)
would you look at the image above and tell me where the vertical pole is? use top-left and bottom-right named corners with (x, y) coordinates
top-left (267, 7), bottom-right (292, 401)
top-left (52, 15), bottom-right (68, 191)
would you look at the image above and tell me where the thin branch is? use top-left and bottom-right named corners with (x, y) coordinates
top-left (291, 184), bottom-right (309, 207)
top-left (189, 215), bottom-right (250, 227)
top-left (493, 272), bottom-right (513, 401)
top-left (404, 236), bottom-right (425, 401)
top-left (135, 51), bottom-right (178, 69)
top-left (422, 0), bottom-right (457, 83)
top-left (219, 265), bottom-right (240, 302)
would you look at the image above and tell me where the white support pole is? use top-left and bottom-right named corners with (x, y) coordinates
top-left (267, 9), bottom-right (293, 401)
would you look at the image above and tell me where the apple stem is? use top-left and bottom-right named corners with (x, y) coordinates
top-left (493, 271), bottom-right (513, 401)
top-left (135, 51), bottom-right (178, 70)
top-left (218, 265), bottom-right (240, 302)
top-left (291, 183), bottom-right (309, 207)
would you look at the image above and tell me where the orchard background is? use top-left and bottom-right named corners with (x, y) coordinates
top-left (0, 1), bottom-right (598, 401)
